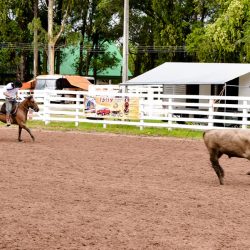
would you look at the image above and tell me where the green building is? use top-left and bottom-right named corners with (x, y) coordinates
top-left (59, 43), bottom-right (132, 84)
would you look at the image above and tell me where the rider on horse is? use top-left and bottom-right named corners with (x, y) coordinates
top-left (3, 80), bottom-right (23, 126)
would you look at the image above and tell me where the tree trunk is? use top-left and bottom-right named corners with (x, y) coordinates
top-left (47, 0), bottom-right (69, 75)
top-left (133, 51), bottom-right (142, 77)
top-left (19, 54), bottom-right (24, 80)
top-left (48, 0), bottom-right (54, 75)
top-left (48, 43), bottom-right (55, 75)
top-left (78, 6), bottom-right (88, 76)
top-left (85, 49), bottom-right (91, 76)
top-left (42, 49), bottom-right (47, 74)
top-left (55, 49), bottom-right (61, 74)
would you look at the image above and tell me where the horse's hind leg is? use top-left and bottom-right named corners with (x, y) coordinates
top-left (210, 150), bottom-right (224, 185)
top-left (18, 124), bottom-right (35, 142)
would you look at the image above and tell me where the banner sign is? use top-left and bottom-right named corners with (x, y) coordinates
top-left (84, 96), bottom-right (139, 120)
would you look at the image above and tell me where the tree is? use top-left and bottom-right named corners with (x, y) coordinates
top-left (186, 0), bottom-right (250, 62)
top-left (0, 0), bottom-right (34, 81)
top-left (2, 0), bottom-right (250, 84)
top-left (68, 0), bottom-right (122, 78)
top-left (128, 0), bottom-right (209, 75)
top-left (48, 0), bottom-right (70, 74)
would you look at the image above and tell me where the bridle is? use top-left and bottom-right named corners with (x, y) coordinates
top-left (17, 98), bottom-right (39, 112)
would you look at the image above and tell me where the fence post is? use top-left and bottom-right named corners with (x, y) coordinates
top-left (44, 90), bottom-right (50, 125)
top-left (148, 87), bottom-right (154, 117)
top-left (28, 110), bottom-right (33, 120)
top-left (140, 98), bottom-right (144, 130)
top-left (75, 93), bottom-right (80, 126)
top-left (242, 100), bottom-right (247, 129)
top-left (208, 99), bottom-right (214, 128)
top-left (168, 98), bottom-right (173, 130)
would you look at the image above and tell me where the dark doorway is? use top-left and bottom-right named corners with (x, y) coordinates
top-left (225, 78), bottom-right (239, 97)
top-left (186, 84), bottom-right (199, 104)
top-left (211, 78), bottom-right (239, 111)
top-left (225, 78), bottom-right (239, 112)
top-left (213, 78), bottom-right (239, 127)
top-left (211, 84), bottom-right (224, 96)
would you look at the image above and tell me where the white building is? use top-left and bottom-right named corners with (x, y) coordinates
top-left (122, 62), bottom-right (250, 98)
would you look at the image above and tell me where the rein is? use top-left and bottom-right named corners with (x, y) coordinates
top-left (14, 96), bottom-right (39, 116)
top-left (17, 100), bottom-right (32, 113)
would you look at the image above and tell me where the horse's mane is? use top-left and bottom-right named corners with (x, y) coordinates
top-left (19, 95), bottom-right (34, 109)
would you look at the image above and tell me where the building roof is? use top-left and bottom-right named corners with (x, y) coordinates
top-left (21, 79), bottom-right (36, 89)
top-left (60, 43), bottom-right (132, 78)
top-left (123, 62), bottom-right (250, 85)
top-left (64, 75), bottom-right (91, 90)
top-left (21, 75), bottom-right (92, 90)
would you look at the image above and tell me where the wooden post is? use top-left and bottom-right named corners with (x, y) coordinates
top-left (242, 100), bottom-right (247, 129)
top-left (140, 98), bottom-right (144, 130)
top-left (44, 90), bottom-right (50, 125)
top-left (168, 98), bottom-right (173, 130)
top-left (75, 93), bottom-right (80, 126)
top-left (208, 99), bottom-right (214, 128)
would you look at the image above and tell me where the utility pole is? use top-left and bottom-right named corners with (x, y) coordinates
top-left (33, 0), bottom-right (38, 77)
top-left (122, 0), bottom-right (129, 84)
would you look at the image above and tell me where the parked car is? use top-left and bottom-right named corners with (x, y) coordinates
top-left (97, 107), bottom-right (110, 116)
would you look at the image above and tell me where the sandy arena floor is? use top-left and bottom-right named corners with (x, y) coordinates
top-left (0, 127), bottom-right (250, 250)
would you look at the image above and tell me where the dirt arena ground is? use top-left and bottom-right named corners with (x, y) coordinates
top-left (0, 127), bottom-right (250, 250)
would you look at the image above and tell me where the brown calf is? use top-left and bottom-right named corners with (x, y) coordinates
top-left (203, 128), bottom-right (250, 185)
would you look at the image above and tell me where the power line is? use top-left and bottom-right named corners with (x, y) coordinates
top-left (0, 42), bottom-right (190, 53)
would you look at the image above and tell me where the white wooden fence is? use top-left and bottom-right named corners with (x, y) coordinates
top-left (1, 88), bottom-right (250, 130)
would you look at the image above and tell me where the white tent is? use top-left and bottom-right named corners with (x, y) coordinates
top-left (123, 62), bottom-right (250, 85)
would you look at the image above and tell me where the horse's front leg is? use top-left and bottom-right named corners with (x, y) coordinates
top-left (18, 124), bottom-right (35, 142)
top-left (18, 126), bottom-right (23, 142)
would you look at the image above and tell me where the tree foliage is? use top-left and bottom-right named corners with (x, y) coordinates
top-left (1, 0), bottom-right (250, 83)
top-left (71, 0), bottom-right (122, 77)
top-left (0, 0), bottom-right (33, 81)
top-left (186, 0), bottom-right (250, 62)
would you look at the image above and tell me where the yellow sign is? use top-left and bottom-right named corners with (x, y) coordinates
top-left (85, 96), bottom-right (139, 119)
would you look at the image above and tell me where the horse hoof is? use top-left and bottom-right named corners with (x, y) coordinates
top-left (219, 178), bottom-right (224, 185)
top-left (246, 171), bottom-right (250, 175)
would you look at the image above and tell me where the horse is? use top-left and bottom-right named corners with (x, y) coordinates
top-left (0, 96), bottom-right (39, 142)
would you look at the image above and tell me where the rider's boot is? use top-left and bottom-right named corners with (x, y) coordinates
top-left (6, 114), bottom-right (11, 126)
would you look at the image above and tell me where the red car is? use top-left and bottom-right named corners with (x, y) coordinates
top-left (97, 107), bottom-right (110, 116)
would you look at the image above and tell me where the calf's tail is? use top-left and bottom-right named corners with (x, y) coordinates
top-left (203, 131), bottom-right (207, 138)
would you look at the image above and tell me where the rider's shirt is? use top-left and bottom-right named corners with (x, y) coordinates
top-left (3, 83), bottom-right (20, 100)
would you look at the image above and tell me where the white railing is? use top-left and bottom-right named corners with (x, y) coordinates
top-left (1, 89), bottom-right (250, 130)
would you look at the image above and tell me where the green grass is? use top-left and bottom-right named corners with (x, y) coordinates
top-left (22, 120), bottom-right (204, 139)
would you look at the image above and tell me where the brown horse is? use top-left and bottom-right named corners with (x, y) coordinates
top-left (0, 96), bottom-right (39, 142)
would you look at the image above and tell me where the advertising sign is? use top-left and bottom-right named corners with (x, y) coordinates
top-left (85, 96), bottom-right (139, 120)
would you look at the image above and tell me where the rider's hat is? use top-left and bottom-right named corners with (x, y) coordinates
top-left (14, 80), bottom-right (22, 88)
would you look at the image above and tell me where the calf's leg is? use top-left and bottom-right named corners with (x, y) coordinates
top-left (210, 150), bottom-right (224, 185)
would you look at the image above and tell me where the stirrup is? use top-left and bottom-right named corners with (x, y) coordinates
top-left (6, 119), bottom-right (11, 126)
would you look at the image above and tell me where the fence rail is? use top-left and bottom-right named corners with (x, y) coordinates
top-left (0, 88), bottom-right (250, 130)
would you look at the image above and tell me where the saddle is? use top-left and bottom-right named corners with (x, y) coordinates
top-left (0, 102), bottom-right (18, 115)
